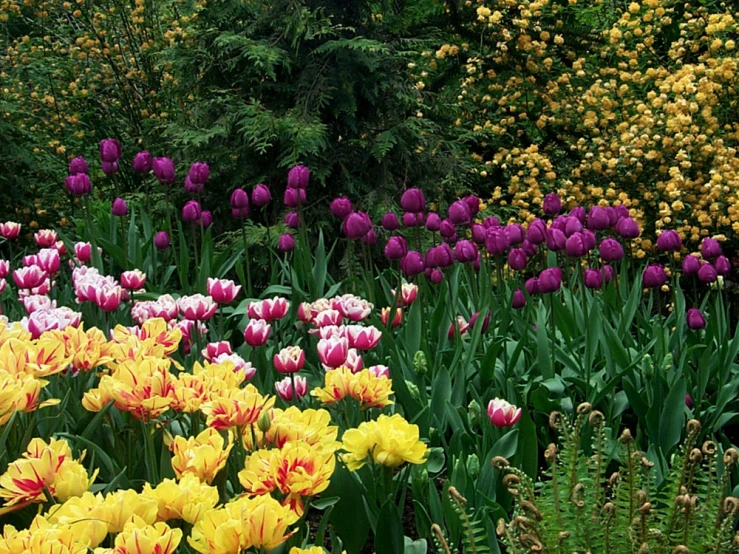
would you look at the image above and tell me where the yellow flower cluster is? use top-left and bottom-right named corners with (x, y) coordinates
top-left (311, 366), bottom-right (395, 409)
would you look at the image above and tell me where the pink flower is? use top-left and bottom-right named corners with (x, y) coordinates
top-left (177, 294), bottom-right (218, 321)
top-left (448, 316), bottom-right (469, 339)
top-left (273, 346), bottom-right (305, 374)
top-left (22, 295), bottom-right (55, 314)
top-left (212, 352), bottom-right (255, 380)
top-left (392, 283), bottom-right (418, 306)
top-left (36, 248), bottom-right (61, 275)
top-left (347, 325), bottom-right (382, 350)
top-left (34, 229), bottom-right (58, 247)
top-left (19, 278), bottom-right (51, 298)
top-left (176, 319), bottom-right (208, 354)
top-left (53, 241), bottom-right (67, 256)
top-left (0, 279), bottom-right (5, 294)
top-left (0, 222), bottom-right (21, 240)
top-left (13, 265), bottom-right (47, 290)
top-left (201, 341), bottom-right (233, 362)
top-left (74, 242), bottom-right (92, 263)
top-left (314, 325), bottom-right (348, 340)
top-left (121, 269), bottom-right (147, 291)
top-left (151, 295), bottom-right (179, 321)
top-left (344, 349), bottom-right (364, 373)
top-left (275, 375), bottom-right (308, 401)
top-left (23, 255), bottom-right (38, 267)
top-left (487, 398), bottom-right (522, 428)
top-left (0, 260), bottom-right (9, 279)
top-left (23, 307), bottom-right (81, 339)
top-left (243, 319), bottom-right (271, 347)
top-left (247, 297), bottom-right (290, 322)
top-left (368, 365), bottom-right (390, 379)
top-left (207, 278), bottom-right (241, 304)
top-left (313, 309), bottom-right (342, 328)
top-left (298, 302), bottom-right (314, 323)
top-left (380, 307), bottom-right (403, 327)
top-left (317, 336), bottom-right (349, 368)
top-left (332, 294), bottom-right (373, 322)
top-left (94, 284), bottom-right (124, 312)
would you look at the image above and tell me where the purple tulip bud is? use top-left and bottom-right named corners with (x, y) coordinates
top-left (287, 165), bottom-right (310, 189)
top-left (582, 230), bottom-right (596, 251)
top-left (682, 254), bottom-right (701, 275)
top-left (485, 228), bottom-right (510, 256)
top-left (382, 212), bottom-right (400, 231)
top-left (284, 187), bottom-right (306, 208)
top-left (402, 212), bottom-right (424, 228)
top-left (642, 264), bottom-right (668, 288)
top-left (437, 219), bottom-right (454, 238)
top-left (551, 215), bottom-right (567, 232)
top-left (184, 176), bottom-right (202, 194)
top-left (231, 188), bottom-right (250, 210)
top-left (483, 216), bottom-right (500, 229)
top-left (569, 206), bottom-right (586, 223)
top-left (656, 230), bottom-right (682, 252)
top-left (507, 248), bottom-right (527, 271)
top-left (448, 200), bottom-right (471, 225)
top-left (188, 162), bottom-right (210, 186)
top-left (99, 138), bottom-right (122, 163)
top-left (685, 393), bottom-right (693, 408)
top-left (603, 265), bottom-right (615, 283)
top-left (401, 251), bottom-right (425, 276)
top-left (606, 207), bottom-right (618, 227)
top-left (278, 233), bottom-right (295, 252)
top-left (715, 256), bottom-right (731, 276)
top-left (429, 268), bottom-right (444, 284)
top-left (565, 232), bottom-right (588, 257)
top-left (697, 263), bottom-right (717, 284)
top-left (463, 195), bottom-right (480, 216)
top-left (132, 151), bottom-right (152, 173)
top-left (599, 238), bottom-right (624, 262)
top-left (471, 223), bottom-right (487, 244)
top-left (525, 277), bottom-right (539, 295)
top-left (587, 206), bottom-right (610, 231)
top-left (512, 289), bottom-right (526, 309)
top-left (385, 236), bottom-right (408, 260)
top-left (522, 240), bottom-right (537, 257)
top-left (343, 212), bottom-right (372, 239)
top-left (330, 197), bottom-right (353, 220)
top-left (543, 193), bottom-right (561, 215)
top-left (433, 243), bottom-right (455, 268)
top-left (284, 211), bottom-right (300, 229)
top-left (400, 188), bottom-right (426, 212)
top-left (584, 268), bottom-right (603, 289)
top-left (686, 308), bottom-right (706, 330)
top-left (153, 157), bottom-right (176, 184)
top-left (701, 238), bottom-right (722, 260)
top-left (101, 161), bottom-right (119, 175)
top-left (564, 216), bottom-right (583, 237)
top-left (615, 217), bottom-right (640, 239)
top-left (545, 228), bottom-right (566, 252)
top-left (425, 212), bottom-right (441, 232)
top-left (454, 240), bottom-right (478, 263)
top-left (538, 268), bottom-right (563, 294)
top-left (362, 229), bottom-right (377, 246)
top-left (68, 173), bottom-right (92, 196)
top-left (68, 157), bottom-right (89, 175)
top-left (200, 210), bottom-right (213, 229)
top-left (112, 197), bottom-right (128, 217)
top-left (154, 231), bottom-right (170, 250)
top-left (182, 200), bottom-right (202, 223)
top-left (251, 184), bottom-right (271, 207)
top-left (469, 310), bottom-right (491, 332)
top-left (615, 205), bottom-right (630, 219)
top-left (526, 219), bottom-right (547, 245)
top-left (506, 224), bottom-right (525, 246)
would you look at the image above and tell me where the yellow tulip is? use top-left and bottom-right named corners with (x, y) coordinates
top-left (112, 518), bottom-right (182, 554)
top-left (100, 489), bottom-right (158, 534)
top-left (201, 384), bottom-right (275, 430)
top-left (141, 474), bottom-right (219, 524)
top-left (188, 507), bottom-right (243, 554)
top-left (42, 492), bottom-right (109, 548)
top-left (243, 407), bottom-right (339, 452)
top-left (170, 428), bottom-right (233, 484)
top-left (311, 366), bottom-right (394, 409)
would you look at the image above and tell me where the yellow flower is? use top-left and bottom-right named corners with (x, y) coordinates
top-left (170, 428), bottom-right (233, 484)
top-left (341, 414), bottom-right (428, 471)
top-left (242, 407), bottom-right (339, 451)
top-left (54, 325), bottom-right (115, 372)
top-left (232, 494), bottom-right (299, 550)
top-left (25, 336), bottom-right (72, 377)
top-left (201, 384), bottom-right (275, 430)
top-left (43, 492), bottom-right (109, 548)
top-left (100, 489), bottom-right (158, 534)
top-left (112, 518), bottom-right (182, 554)
top-left (171, 360), bottom-right (246, 412)
top-left (187, 507), bottom-right (243, 554)
top-left (311, 366), bottom-right (394, 409)
top-left (141, 474), bottom-right (219, 524)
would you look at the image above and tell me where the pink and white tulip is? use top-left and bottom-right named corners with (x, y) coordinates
top-left (23, 307), bottom-right (81, 339)
top-left (22, 295), bottom-right (56, 314)
top-left (275, 375), bottom-right (308, 401)
top-left (243, 319), bottom-right (271, 347)
top-left (448, 316), bottom-right (470, 339)
top-left (13, 265), bottom-right (47, 290)
top-left (0, 222), bottom-right (21, 240)
top-left (332, 294), bottom-right (373, 322)
top-left (34, 229), bottom-right (58, 247)
top-left (317, 336), bottom-right (349, 368)
top-left (94, 284), bottom-right (124, 312)
top-left (207, 278), bottom-right (241, 304)
top-left (392, 283), bottom-right (418, 306)
top-left (487, 398), bottom-right (522, 428)
top-left (347, 325), bottom-right (382, 350)
top-left (201, 341), bottom-right (233, 362)
top-left (177, 294), bottom-right (218, 321)
top-left (368, 365), bottom-right (390, 379)
top-left (37, 248), bottom-right (61, 275)
top-left (213, 352), bottom-right (255, 380)
top-left (74, 242), bottom-right (92, 264)
top-left (247, 296), bottom-right (290, 322)
top-left (0, 260), bottom-right (9, 279)
top-left (273, 346), bottom-right (305, 374)
top-left (344, 349), bottom-right (364, 373)
top-left (121, 270), bottom-right (147, 291)
top-left (175, 319), bottom-right (208, 354)
top-left (313, 309), bottom-right (342, 328)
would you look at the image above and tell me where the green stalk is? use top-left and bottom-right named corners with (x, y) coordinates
top-left (241, 222), bottom-right (253, 298)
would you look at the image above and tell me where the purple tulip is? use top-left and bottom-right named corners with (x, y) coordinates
top-left (526, 219), bottom-right (547, 245)
top-left (400, 188), bottom-right (426, 212)
top-left (287, 165), bottom-right (310, 189)
top-left (132, 151), bottom-right (152, 173)
top-left (385, 236), bottom-right (408, 260)
top-left (188, 162), bottom-right (210, 186)
top-left (615, 217), bottom-right (640, 239)
top-left (543, 193), bottom-right (561, 215)
top-left (599, 238), bottom-right (624, 262)
top-left (101, 161), bottom-right (119, 176)
top-left (545, 228), bottom-right (566, 252)
top-left (99, 138), bottom-right (122, 163)
top-left (251, 184), bottom-right (272, 207)
top-left (154, 231), bottom-right (170, 250)
top-left (68, 157), bottom-right (89, 175)
top-left (330, 197), bottom-right (353, 220)
top-left (463, 195), bottom-right (480, 216)
top-left (454, 240), bottom-right (478, 263)
top-left (343, 212), bottom-right (372, 240)
top-left (401, 251), bottom-right (425, 276)
top-left (153, 157), bottom-right (176, 184)
top-left (231, 188), bottom-right (250, 209)
top-left (199, 211), bottom-right (212, 229)
top-left (182, 200), bottom-right (202, 223)
top-left (587, 206), bottom-right (610, 231)
top-left (685, 394), bottom-right (693, 408)
top-left (184, 176), bottom-right (202, 194)
top-left (278, 233), bottom-right (295, 252)
top-left (682, 254), bottom-right (701, 275)
top-left (656, 230), bottom-right (682, 252)
top-left (232, 208), bottom-right (250, 219)
top-left (483, 216), bottom-right (500, 229)
top-left (382, 212), bottom-right (400, 231)
top-left (584, 268), bottom-right (603, 289)
top-left (284, 188), bottom-right (306, 208)
top-left (603, 265), bottom-right (615, 283)
top-left (583, 230), bottom-right (596, 251)
top-left (285, 211), bottom-right (300, 229)
top-left (434, 243), bottom-right (454, 268)
top-left (569, 206), bottom-right (586, 223)
top-left (525, 277), bottom-right (539, 295)
top-left (469, 310), bottom-right (491, 332)
top-left (112, 197), bottom-right (128, 217)
top-left (506, 224), bottom-right (525, 246)
top-left (538, 268), bottom-right (562, 294)
top-left (642, 264), bottom-right (668, 288)
top-left (615, 205), bottom-right (630, 219)
top-left (605, 207), bottom-right (618, 227)
top-left (551, 215), bottom-right (567, 232)
top-left (439, 219), bottom-right (456, 238)
top-left (697, 263), bottom-right (717, 284)
top-left (565, 233), bottom-right (588, 257)
top-left (448, 200), bottom-right (471, 225)
top-left (507, 248), bottom-right (527, 271)
top-left (512, 289), bottom-right (526, 309)
top-left (471, 223), bottom-right (487, 244)
top-left (68, 174), bottom-right (92, 196)
top-left (402, 212), bottom-right (424, 228)
top-left (485, 228), bottom-right (510, 256)
top-left (429, 268), bottom-right (444, 284)
top-left (362, 230), bottom-right (377, 246)
top-left (522, 240), bottom-right (537, 257)
top-left (425, 212), bottom-right (441, 232)
top-left (715, 256), bottom-right (731, 276)
top-left (701, 238), bottom-right (722, 260)
top-left (564, 216), bottom-right (583, 237)
top-left (686, 308), bottom-right (706, 330)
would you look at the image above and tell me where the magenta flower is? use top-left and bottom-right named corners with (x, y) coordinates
top-left (686, 308), bottom-right (706, 330)
top-left (287, 165), bottom-right (310, 189)
top-left (512, 289), bottom-right (526, 309)
top-left (154, 231), bottom-right (170, 250)
top-left (454, 240), bottom-right (478, 263)
top-left (701, 237), bottom-right (722, 260)
top-left (112, 197), bottom-right (128, 217)
top-left (330, 197), bottom-right (353, 219)
top-left (400, 251), bottom-right (425, 276)
top-left (400, 188), bottom-right (425, 212)
top-left (542, 193), bottom-right (561, 215)
top-left (382, 212), bottom-right (400, 230)
top-left (251, 184), bottom-right (272, 207)
top-left (99, 138), bottom-right (122, 163)
top-left (642, 264), bottom-right (667, 288)
top-left (152, 157), bottom-right (176, 184)
top-left (385, 236), bottom-right (408, 260)
top-left (278, 233), bottom-right (295, 252)
top-left (697, 263), bottom-right (717, 284)
top-left (182, 200), bottom-right (202, 223)
top-left (448, 200), bottom-right (471, 225)
top-left (343, 212), bottom-right (372, 240)
top-left (132, 151), bottom-right (152, 173)
top-left (68, 157), bottom-right (89, 175)
top-left (615, 217), bottom-right (640, 239)
top-left (425, 212), bottom-right (441, 232)
top-left (538, 268), bottom-right (562, 294)
top-left (284, 212), bottom-right (300, 228)
top-left (487, 398), bottom-right (522, 427)
top-left (682, 254), bottom-right (701, 275)
top-left (587, 206), bottom-right (610, 230)
top-left (598, 238), bottom-right (624, 262)
top-left (656, 230), bottom-right (682, 252)
top-left (188, 162), bottom-right (210, 186)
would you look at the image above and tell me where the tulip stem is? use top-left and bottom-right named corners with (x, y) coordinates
top-left (549, 293), bottom-right (556, 372)
top-left (241, 223), bottom-right (253, 299)
top-left (190, 224), bottom-right (199, 283)
top-left (579, 264), bottom-right (590, 401)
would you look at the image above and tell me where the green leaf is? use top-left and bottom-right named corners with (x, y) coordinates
top-left (659, 375), bottom-right (686, 455)
top-left (375, 501), bottom-right (404, 554)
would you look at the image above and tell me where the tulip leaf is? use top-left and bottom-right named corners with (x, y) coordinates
top-left (658, 375), bottom-right (687, 454)
top-left (375, 501), bottom-right (404, 554)
top-left (536, 304), bottom-right (553, 380)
